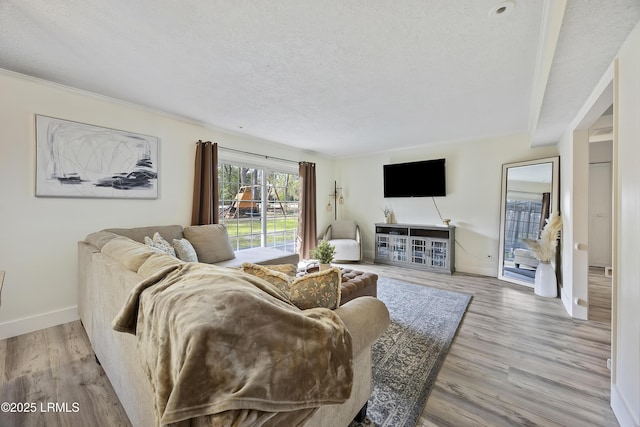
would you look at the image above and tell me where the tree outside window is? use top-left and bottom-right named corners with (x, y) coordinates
top-left (218, 163), bottom-right (299, 252)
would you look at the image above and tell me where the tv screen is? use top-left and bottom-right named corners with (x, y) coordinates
top-left (384, 158), bottom-right (446, 197)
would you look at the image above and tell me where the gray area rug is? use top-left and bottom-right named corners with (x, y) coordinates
top-left (350, 276), bottom-right (472, 427)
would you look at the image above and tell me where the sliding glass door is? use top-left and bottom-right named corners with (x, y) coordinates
top-left (218, 163), bottom-right (299, 252)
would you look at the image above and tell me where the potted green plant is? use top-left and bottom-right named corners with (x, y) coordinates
top-left (311, 240), bottom-right (336, 271)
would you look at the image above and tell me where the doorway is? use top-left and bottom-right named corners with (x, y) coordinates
top-left (587, 108), bottom-right (613, 323)
top-left (589, 161), bottom-right (612, 267)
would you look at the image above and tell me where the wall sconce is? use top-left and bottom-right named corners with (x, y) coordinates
top-left (327, 180), bottom-right (344, 220)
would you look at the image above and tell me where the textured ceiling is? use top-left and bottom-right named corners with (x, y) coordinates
top-left (1, 1), bottom-right (639, 157)
top-left (533, 0), bottom-right (640, 145)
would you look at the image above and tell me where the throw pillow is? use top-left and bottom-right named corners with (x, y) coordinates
top-left (183, 224), bottom-right (236, 264)
top-left (241, 262), bottom-right (292, 295)
top-left (144, 232), bottom-right (176, 257)
top-left (258, 263), bottom-right (298, 277)
top-left (172, 238), bottom-right (199, 262)
top-left (288, 267), bottom-right (342, 310)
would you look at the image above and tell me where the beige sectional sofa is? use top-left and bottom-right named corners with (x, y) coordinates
top-left (78, 225), bottom-right (390, 426)
top-left (101, 224), bottom-right (300, 267)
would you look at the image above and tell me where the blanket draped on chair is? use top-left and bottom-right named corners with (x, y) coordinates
top-left (112, 263), bottom-right (353, 426)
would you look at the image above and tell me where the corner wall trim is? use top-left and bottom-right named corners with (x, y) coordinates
top-left (0, 306), bottom-right (79, 340)
top-left (560, 286), bottom-right (573, 317)
top-left (611, 383), bottom-right (640, 427)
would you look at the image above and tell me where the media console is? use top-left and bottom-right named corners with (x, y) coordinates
top-left (374, 223), bottom-right (455, 274)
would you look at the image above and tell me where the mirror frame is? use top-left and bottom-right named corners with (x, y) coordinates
top-left (498, 156), bottom-right (560, 287)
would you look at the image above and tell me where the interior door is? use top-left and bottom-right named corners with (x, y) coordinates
top-left (589, 162), bottom-right (612, 267)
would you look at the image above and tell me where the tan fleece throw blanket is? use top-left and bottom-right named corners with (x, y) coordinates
top-left (112, 263), bottom-right (353, 426)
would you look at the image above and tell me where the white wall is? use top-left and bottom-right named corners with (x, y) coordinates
top-left (590, 140), bottom-right (614, 163)
top-left (589, 140), bottom-right (613, 268)
top-left (611, 21), bottom-right (640, 427)
top-left (556, 21), bottom-right (640, 427)
top-left (557, 128), bottom-right (591, 319)
top-left (0, 71), bottom-right (334, 339)
top-left (335, 133), bottom-right (558, 276)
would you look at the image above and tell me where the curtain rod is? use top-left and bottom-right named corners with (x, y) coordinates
top-left (210, 144), bottom-right (299, 165)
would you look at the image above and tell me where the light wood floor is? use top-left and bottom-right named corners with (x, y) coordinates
top-left (353, 264), bottom-right (616, 427)
top-left (0, 264), bottom-right (616, 427)
top-left (588, 267), bottom-right (612, 324)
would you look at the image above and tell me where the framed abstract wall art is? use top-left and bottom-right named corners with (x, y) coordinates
top-left (35, 115), bottom-right (159, 199)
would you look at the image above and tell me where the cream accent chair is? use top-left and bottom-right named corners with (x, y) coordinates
top-left (323, 220), bottom-right (362, 262)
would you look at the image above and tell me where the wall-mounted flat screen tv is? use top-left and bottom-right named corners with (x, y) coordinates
top-left (383, 158), bottom-right (446, 197)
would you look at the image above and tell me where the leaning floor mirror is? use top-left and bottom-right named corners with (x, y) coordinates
top-left (498, 156), bottom-right (559, 287)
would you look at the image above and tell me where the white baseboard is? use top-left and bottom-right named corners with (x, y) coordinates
top-left (612, 383), bottom-right (640, 427)
top-left (0, 306), bottom-right (79, 340)
top-left (560, 286), bottom-right (573, 317)
top-left (457, 264), bottom-right (496, 277)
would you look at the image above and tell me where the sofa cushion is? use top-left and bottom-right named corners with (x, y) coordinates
top-left (288, 267), bottom-right (342, 310)
top-left (330, 239), bottom-right (361, 262)
top-left (85, 231), bottom-right (121, 250)
top-left (215, 247), bottom-right (299, 268)
top-left (144, 232), bottom-right (176, 257)
top-left (183, 224), bottom-right (236, 264)
top-left (172, 238), bottom-right (199, 262)
top-left (331, 220), bottom-right (358, 240)
top-left (101, 237), bottom-right (155, 272)
top-left (104, 225), bottom-right (184, 244)
top-left (138, 253), bottom-right (184, 278)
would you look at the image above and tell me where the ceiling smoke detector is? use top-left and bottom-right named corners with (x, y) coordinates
top-left (490, 0), bottom-right (515, 17)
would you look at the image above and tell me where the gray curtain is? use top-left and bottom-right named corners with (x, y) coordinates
top-left (297, 162), bottom-right (317, 259)
top-left (191, 140), bottom-right (219, 225)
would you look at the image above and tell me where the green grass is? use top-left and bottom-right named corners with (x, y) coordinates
top-left (222, 216), bottom-right (298, 250)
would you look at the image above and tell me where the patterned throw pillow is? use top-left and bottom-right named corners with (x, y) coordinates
top-left (144, 232), bottom-right (176, 257)
top-left (241, 262), bottom-right (292, 294)
top-left (172, 238), bottom-right (199, 262)
top-left (288, 267), bottom-right (342, 310)
top-left (259, 263), bottom-right (298, 277)
top-left (242, 263), bottom-right (341, 309)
